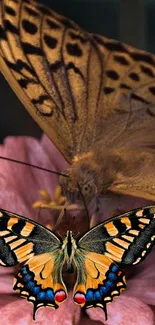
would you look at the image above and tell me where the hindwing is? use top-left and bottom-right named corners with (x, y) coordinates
top-left (73, 251), bottom-right (126, 319)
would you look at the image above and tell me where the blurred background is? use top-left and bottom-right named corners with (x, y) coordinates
top-left (0, 0), bottom-right (155, 142)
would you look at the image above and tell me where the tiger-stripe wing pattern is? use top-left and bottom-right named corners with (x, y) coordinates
top-left (0, 210), bottom-right (67, 318)
top-left (78, 206), bottom-right (155, 265)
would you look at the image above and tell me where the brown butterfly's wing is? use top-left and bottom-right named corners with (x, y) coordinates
top-left (0, 209), bottom-right (67, 319)
top-left (0, 0), bottom-right (104, 163)
top-left (106, 146), bottom-right (155, 201)
top-left (1, 0), bottom-right (155, 165)
top-left (73, 206), bottom-right (155, 319)
top-left (95, 124), bottom-right (155, 201)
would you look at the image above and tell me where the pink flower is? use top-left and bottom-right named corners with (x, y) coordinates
top-left (0, 135), bottom-right (154, 325)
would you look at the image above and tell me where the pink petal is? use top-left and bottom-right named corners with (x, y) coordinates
top-left (126, 249), bottom-right (155, 305)
top-left (41, 135), bottom-right (68, 171)
top-left (0, 273), bottom-right (14, 294)
top-left (0, 295), bottom-right (16, 308)
top-left (87, 295), bottom-right (154, 325)
top-left (0, 293), bottom-right (81, 325)
top-left (80, 318), bottom-right (103, 325)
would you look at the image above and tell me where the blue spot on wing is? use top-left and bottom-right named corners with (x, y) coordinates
top-left (86, 289), bottom-right (94, 301)
top-left (105, 280), bottom-right (115, 289)
top-left (21, 266), bottom-right (28, 275)
top-left (37, 291), bottom-right (46, 300)
top-left (111, 265), bottom-right (118, 273)
top-left (46, 289), bottom-right (55, 300)
top-left (26, 281), bottom-right (35, 289)
top-left (32, 286), bottom-right (40, 294)
top-left (108, 272), bottom-right (117, 281)
top-left (23, 274), bottom-right (32, 282)
top-left (94, 291), bottom-right (102, 300)
top-left (100, 286), bottom-right (108, 295)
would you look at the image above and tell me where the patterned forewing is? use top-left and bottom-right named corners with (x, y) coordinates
top-left (0, 0), bottom-right (100, 161)
top-left (0, 209), bottom-right (61, 266)
top-left (78, 206), bottom-right (155, 266)
top-left (93, 34), bottom-right (155, 116)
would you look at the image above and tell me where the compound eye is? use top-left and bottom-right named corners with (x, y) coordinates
top-left (82, 184), bottom-right (94, 197)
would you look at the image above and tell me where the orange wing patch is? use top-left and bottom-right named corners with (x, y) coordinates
top-left (104, 222), bottom-right (119, 236)
top-left (0, 216), bottom-right (36, 265)
top-left (27, 253), bottom-right (55, 289)
top-left (73, 251), bottom-right (126, 319)
top-left (20, 222), bottom-right (35, 236)
top-left (13, 251), bottom-right (67, 319)
top-left (14, 242), bottom-right (34, 262)
top-left (7, 217), bottom-right (18, 229)
top-left (6, 214), bottom-right (35, 237)
top-left (105, 242), bottom-right (125, 262)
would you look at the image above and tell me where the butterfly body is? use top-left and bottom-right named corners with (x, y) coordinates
top-left (0, 206), bottom-right (155, 319)
top-left (61, 230), bottom-right (78, 271)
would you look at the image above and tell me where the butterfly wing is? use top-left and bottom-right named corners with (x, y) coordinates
top-left (73, 206), bottom-right (155, 318)
top-left (0, 0), bottom-right (102, 162)
top-left (1, 0), bottom-right (155, 165)
top-left (73, 251), bottom-right (126, 320)
top-left (0, 209), bottom-right (67, 318)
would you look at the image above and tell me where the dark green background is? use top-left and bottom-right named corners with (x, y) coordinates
top-left (0, 0), bottom-right (155, 142)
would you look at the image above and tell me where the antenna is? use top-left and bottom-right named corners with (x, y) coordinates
top-left (0, 155), bottom-right (68, 177)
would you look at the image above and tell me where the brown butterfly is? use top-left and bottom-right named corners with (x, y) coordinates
top-left (0, 0), bottom-right (155, 219)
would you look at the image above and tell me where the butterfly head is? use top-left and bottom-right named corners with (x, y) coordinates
top-left (59, 161), bottom-right (98, 205)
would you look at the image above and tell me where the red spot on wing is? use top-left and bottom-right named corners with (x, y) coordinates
top-left (74, 293), bottom-right (86, 305)
top-left (55, 290), bottom-right (66, 302)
